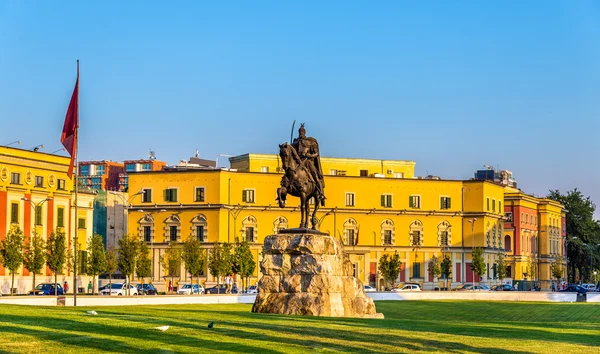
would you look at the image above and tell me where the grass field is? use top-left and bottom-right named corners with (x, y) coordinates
top-left (0, 301), bottom-right (598, 353)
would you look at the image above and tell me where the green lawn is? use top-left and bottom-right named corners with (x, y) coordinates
top-left (0, 301), bottom-right (598, 353)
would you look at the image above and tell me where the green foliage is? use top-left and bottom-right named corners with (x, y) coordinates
top-left (1, 225), bottom-right (24, 295)
top-left (427, 255), bottom-right (441, 280)
top-left (551, 257), bottom-right (564, 280)
top-left (470, 247), bottom-right (486, 284)
top-left (496, 253), bottom-right (507, 281)
top-left (118, 234), bottom-right (139, 286)
top-left (46, 229), bottom-right (67, 295)
top-left (87, 234), bottom-right (107, 294)
top-left (181, 236), bottom-right (206, 278)
top-left (23, 232), bottom-right (46, 291)
top-left (136, 241), bottom-right (152, 282)
top-left (232, 238), bottom-right (256, 291)
top-left (526, 256), bottom-right (537, 280)
top-left (208, 243), bottom-right (233, 292)
top-left (160, 242), bottom-right (182, 278)
top-left (548, 189), bottom-right (600, 282)
top-left (378, 251), bottom-right (402, 289)
top-left (440, 255), bottom-right (452, 280)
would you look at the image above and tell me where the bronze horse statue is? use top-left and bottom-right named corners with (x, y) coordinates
top-left (277, 143), bottom-right (324, 229)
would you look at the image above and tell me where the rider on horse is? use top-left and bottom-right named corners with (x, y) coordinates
top-left (292, 123), bottom-right (325, 206)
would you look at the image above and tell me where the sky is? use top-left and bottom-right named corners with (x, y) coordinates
top-left (1, 1), bottom-right (599, 215)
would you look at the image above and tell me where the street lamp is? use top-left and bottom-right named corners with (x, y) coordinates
top-left (109, 190), bottom-right (144, 247)
top-left (5, 140), bottom-right (21, 147)
top-left (582, 243), bottom-right (600, 283)
top-left (564, 236), bottom-right (577, 283)
top-left (21, 197), bottom-right (53, 224)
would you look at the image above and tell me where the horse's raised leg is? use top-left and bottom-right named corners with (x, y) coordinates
top-left (311, 195), bottom-right (320, 230)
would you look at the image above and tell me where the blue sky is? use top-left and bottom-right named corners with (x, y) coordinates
top-left (1, 1), bottom-right (599, 212)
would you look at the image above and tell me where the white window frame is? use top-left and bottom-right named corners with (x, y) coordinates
top-left (345, 192), bottom-right (355, 207)
top-left (440, 195), bottom-right (451, 210)
top-left (165, 187), bottom-right (179, 202)
top-left (409, 195), bottom-right (421, 209)
top-left (194, 186), bottom-right (206, 202)
top-left (243, 189), bottom-right (256, 203)
top-left (382, 194), bottom-right (393, 208)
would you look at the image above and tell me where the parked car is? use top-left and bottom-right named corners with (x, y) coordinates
top-left (99, 283), bottom-right (138, 296)
top-left (29, 283), bottom-right (64, 296)
top-left (558, 285), bottom-right (587, 294)
top-left (177, 283), bottom-right (204, 295)
top-left (205, 284), bottom-right (238, 294)
top-left (581, 284), bottom-right (596, 292)
top-left (392, 284), bottom-right (422, 292)
top-left (363, 285), bottom-right (377, 292)
top-left (491, 284), bottom-right (513, 291)
top-left (245, 285), bottom-right (258, 294)
top-left (136, 283), bottom-right (158, 295)
top-left (453, 284), bottom-right (487, 291)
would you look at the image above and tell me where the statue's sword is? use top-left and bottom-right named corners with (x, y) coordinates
top-left (290, 120), bottom-right (296, 143)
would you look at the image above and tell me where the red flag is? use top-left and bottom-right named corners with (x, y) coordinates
top-left (61, 64), bottom-right (79, 179)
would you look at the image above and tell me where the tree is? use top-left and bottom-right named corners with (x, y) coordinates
top-left (548, 189), bottom-right (599, 283)
top-left (551, 256), bottom-right (564, 283)
top-left (526, 256), bottom-right (537, 281)
top-left (87, 234), bottom-right (107, 295)
top-left (136, 241), bottom-right (152, 288)
top-left (23, 232), bottom-right (46, 295)
top-left (378, 251), bottom-right (402, 290)
top-left (160, 242), bottom-right (182, 294)
top-left (208, 242), bottom-right (233, 294)
top-left (0, 225), bottom-right (24, 295)
top-left (497, 253), bottom-right (507, 283)
top-left (46, 229), bottom-right (67, 296)
top-left (106, 247), bottom-right (118, 293)
top-left (470, 247), bottom-right (486, 287)
top-left (440, 255), bottom-right (452, 290)
top-left (117, 234), bottom-right (139, 295)
top-left (232, 238), bottom-right (256, 292)
top-left (182, 236), bottom-right (206, 294)
top-left (427, 255), bottom-right (441, 282)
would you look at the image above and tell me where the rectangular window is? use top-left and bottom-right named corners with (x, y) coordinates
top-left (360, 169), bottom-right (368, 177)
top-left (260, 166), bottom-right (269, 173)
top-left (144, 226), bottom-right (151, 242)
top-left (393, 172), bottom-right (404, 178)
top-left (35, 205), bottom-right (43, 225)
top-left (142, 188), bottom-right (152, 202)
top-left (409, 195), bottom-right (421, 209)
top-left (383, 230), bottom-right (392, 245)
top-left (10, 203), bottom-right (19, 223)
top-left (10, 172), bottom-right (20, 185)
top-left (142, 163), bottom-right (151, 170)
top-left (504, 212), bottom-right (513, 222)
top-left (170, 225), bottom-right (178, 241)
top-left (57, 179), bottom-right (66, 190)
top-left (78, 218), bottom-right (86, 229)
top-left (245, 227), bottom-right (254, 243)
top-left (412, 262), bottom-right (421, 278)
top-left (35, 176), bottom-right (44, 188)
top-left (242, 189), bottom-right (255, 203)
top-left (492, 199), bottom-right (496, 212)
top-left (526, 214), bottom-right (529, 224)
top-left (534, 216), bottom-right (537, 225)
top-left (125, 164), bottom-right (135, 172)
top-left (347, 229), bottom-right (355, 246)
top-left (164, 188), bottom-right (178, 202)
top-left (486, 198), bottom-right (490, 211)
top-left (196, 226), bottom-right (205, 242)
top-left (381, 194), bottom-right (392, 208)
top-left (329, 169), bottom-right (337, 176)
top-left (57, 207), bottom-right (65, 228)
top-left (440, 231), bottom-right (449, 247)
top-left (440, 197), bottom-right (451, 210)
top-left (498, 201), bottom-right (502, 213)
top-left (521, 213), bottom-right (524, 223)
top-left (345, 193), bottom-right (355, 207)
top-left (78, 251), bottom-right (88, 274)
top-left (195, 187), bottom-right (205, 202)
top-left (79, 165), bottom-right (89, 175)
top-left (411, 231), bottom-right (421, 246)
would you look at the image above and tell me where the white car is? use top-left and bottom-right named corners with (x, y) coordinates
top-left (363, 285), bottom-right (377, 292)
top-left (177, 283), bottom-right (204, 295)
top-left (393, 284), bottom-right (422, 292)
top-left (99, 283), bottom-right (138, 296)
top-left (245, 285), bottom-right (258, 294)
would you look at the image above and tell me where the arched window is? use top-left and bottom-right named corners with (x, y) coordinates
top-left (437, 221), bottom-right (451, 247)
top-left (504, 235), bottom-right (511, 251)
top-left (138, 214), bottom-right (154, 243)
top-left (190, 214), bottom-right (208, 242)
top-left (381, 219), bottom-right (395, 246)
top-left (492, 225), bottom-right (497, 248)
top-left (409, 220), bottom-right (423, 247)
top-left (273, 216), bottom-right (288, 234)
top-left (343, 218), bottom-right (359, 246)
top-left (164, 215), bottom-right (181, 242)
top-left (486, 222), bottom-right (491, 247)
top-left (498, 224), bottom-right (503, 249)
top-left (241, 215), bottom-right (258, 243)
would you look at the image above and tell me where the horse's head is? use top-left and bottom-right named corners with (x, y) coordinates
top-left (279, 143), bottom-right (293, 169)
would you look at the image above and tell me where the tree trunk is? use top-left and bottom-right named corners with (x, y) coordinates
top-left (11, 271), bottom-right (15, 296)
top-left (54, 273), bottom-right (58, 296)
top-left (32, 273), bottom-right (36, 296)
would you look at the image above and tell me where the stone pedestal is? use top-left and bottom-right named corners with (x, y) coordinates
top-left (252, 231), bottom-right (383, 318)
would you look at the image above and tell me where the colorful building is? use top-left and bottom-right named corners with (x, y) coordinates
top-left (0, 146), bottom-right (94, 294)
top-left (127, 153), bottom-right (507, 290)
top-left (119, 159), bottom-right (166, 192)
top-left (78, 160), bottom-right (124, 191)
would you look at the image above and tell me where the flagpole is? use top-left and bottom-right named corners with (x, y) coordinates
top-left (73, 60), bottom-right (79, 307)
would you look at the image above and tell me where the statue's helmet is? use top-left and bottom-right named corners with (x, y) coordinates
top-left (299, 123), bottom-right (306, 136)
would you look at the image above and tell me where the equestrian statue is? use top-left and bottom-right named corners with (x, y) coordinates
top-left (277, 123), bottom-right (326, 230)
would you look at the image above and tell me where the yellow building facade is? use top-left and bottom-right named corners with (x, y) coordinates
top-left (128, 154), bottom-right (507, 290)
top-left (0, 146), bottom-right (94, 294)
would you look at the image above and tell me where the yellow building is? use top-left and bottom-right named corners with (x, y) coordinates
top-left (0, 146), bottom-right (94, 294)
top-left (128, 154), bottom-right (507, 290)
